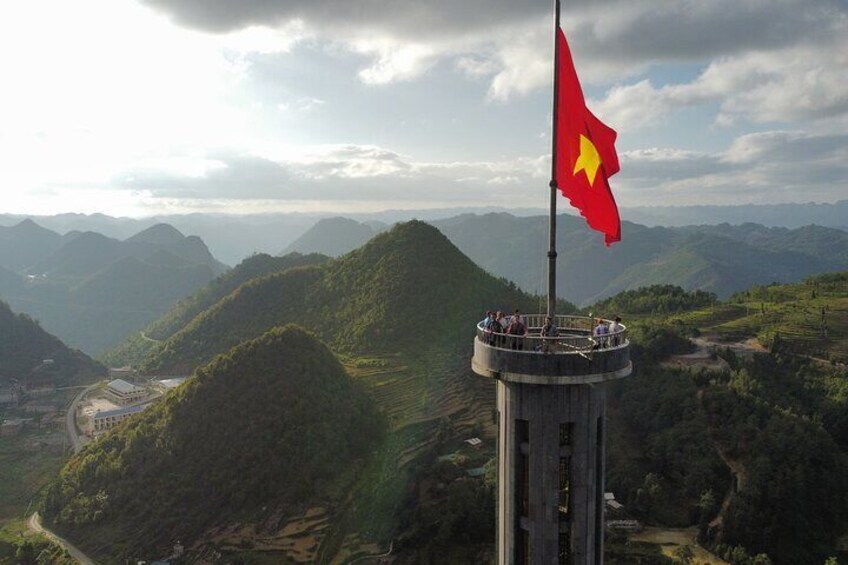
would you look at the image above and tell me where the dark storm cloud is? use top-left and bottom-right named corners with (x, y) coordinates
top-left (566, 0), bottom-right (846, 63)
top-left (141, 0), bottom-right (845, 64)
top-left (139, 0), bottom-right (549, 37)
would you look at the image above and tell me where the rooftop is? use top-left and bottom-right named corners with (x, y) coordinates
top-left (107, 379), bottom-right (144, 394)
top-left (94, 403), bottom-right (149, 419)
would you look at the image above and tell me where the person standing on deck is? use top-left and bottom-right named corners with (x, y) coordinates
top-left (593, 318), bottom-right (608, 349)
top-left (541, 315), bottom-right (558, 353)
top-left (608, 316), bottom-right (622, 346)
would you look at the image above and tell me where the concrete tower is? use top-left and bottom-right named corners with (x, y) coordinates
top-left (472, 320), bottom-right (631, 564)
top-left (472, 1), bottom-right (631, 560)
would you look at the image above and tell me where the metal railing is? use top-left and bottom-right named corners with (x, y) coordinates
top-left (476, 314), bottom-right (627, 354)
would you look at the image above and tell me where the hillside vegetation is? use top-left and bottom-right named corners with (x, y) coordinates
top-left (42, 326), bottom-right (383, 563)
top-left (596, 281), bottom-right (848, 564)
top-left (88, 221), bottom-right (543, 561)
top-left (0, 300), bottom-right (104, 386)
top-left (103, 252), bottom-right (329, 367)
top-left (140, 221), bottom-right (542, 374)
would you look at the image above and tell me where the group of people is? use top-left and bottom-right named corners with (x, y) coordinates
top-left (479, 310), bottom-right (623, 352)
top-left (481, 309), bottom-right (526, 349)
top-left (479, 309), bottom-right (559, 352)
top-left (592, 316), bottom-right (623, 349)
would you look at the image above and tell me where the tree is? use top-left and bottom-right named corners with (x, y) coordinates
top-left (15, 541), bottom-right (36, 565)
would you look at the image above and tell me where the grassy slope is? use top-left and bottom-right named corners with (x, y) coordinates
top-left (675, 272), bottom-right (848, 362)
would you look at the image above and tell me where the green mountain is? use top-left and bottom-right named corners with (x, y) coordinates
top-left (49, 220), bottom-right (539, 563)
top-left (141, 220), bottom-right (539, 374)
top-left (42, 325), bottom-right (383, 563)
top-left (0, 300), bottom-right (104, 387)
top-left (0, 222), bottom-right (228, 355)
top-left (281, 216), bottom-right (384, 257)
top-left (430, 213), bottom-right (848, 305)
top-left (103, 252), bottom-right (330, 367)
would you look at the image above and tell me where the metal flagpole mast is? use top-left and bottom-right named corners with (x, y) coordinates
top-left (547, 0), bottom-right (562, 318)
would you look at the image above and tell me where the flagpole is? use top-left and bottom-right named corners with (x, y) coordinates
top-left (547, 0), bottom-right (561, 318)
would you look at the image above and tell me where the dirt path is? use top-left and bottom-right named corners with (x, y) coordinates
top-left (29, 512), bottom-right (97, 565)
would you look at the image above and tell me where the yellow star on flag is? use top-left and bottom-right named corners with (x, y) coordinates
top-left (573, 134), bottom-right (602, 186)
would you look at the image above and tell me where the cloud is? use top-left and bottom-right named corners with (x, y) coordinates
top-left (137, 0), bottom-right (547, 38)
top-left (139, 0), bottom-right (847, 99)
top-left (592, 30), bottom-right (848, 130)
top-left (115, 145), bottom-right (547, 208)
top-left (616, 131), bottom-right (848, 204)
top-left (112, 128), bottom-right (846, 212)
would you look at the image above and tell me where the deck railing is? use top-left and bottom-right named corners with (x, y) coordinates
top-left (476, 314), bottom-right (627, 355)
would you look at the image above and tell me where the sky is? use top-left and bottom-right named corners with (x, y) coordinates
top-left (1, 0), bottom-right (846, 217)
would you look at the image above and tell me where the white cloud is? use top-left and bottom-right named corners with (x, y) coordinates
top-left (593, 30), bottom-right (848, 131)
top-left (354, 41), bottom-right (437, 84)
top-left (616, 131), bottom-right (848, 205)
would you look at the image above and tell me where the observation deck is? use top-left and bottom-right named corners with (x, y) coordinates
top-left (471, 314), bottom-right (632, 385)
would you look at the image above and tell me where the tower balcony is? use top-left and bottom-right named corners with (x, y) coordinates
top-left (472, 314), bottom-right (632, 385)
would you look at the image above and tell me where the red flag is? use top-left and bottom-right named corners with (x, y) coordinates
top-left (554, 28), bottom-right (621, 246)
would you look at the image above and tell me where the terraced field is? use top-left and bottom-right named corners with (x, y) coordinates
top-left (670, 275), bottom-right (848, 363)
top-left (312, 347), bottom-right (495, 561)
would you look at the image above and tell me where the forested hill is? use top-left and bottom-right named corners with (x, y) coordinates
top-left (103, 251), bottom-right (330, 367)
top-left (42, 325), bottom-right (383, 563)
top-left (594, 279), bottom-right (848, 563)
top-left (0, 300), bottom-right (105, 386)
top-left (140, 220), bottom-right (541, 374)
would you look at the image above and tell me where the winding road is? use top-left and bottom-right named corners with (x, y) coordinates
top-left (28, 512), bottom-right (97, 565)
top-left (66, 381), bottom-right (102, 454)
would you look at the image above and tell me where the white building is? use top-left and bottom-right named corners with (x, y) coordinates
top-left (106, 379), bottom-right (147, 405)
top-left (93, 404), bottom-right (149, 431)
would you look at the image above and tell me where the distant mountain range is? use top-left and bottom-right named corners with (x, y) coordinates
top-left (0, 300), bottom-right (104, 387)
top-left (623, 200), bottom-right (848, 229)
top-left (0, 220), bottom-right (227, 355)
top-left (2, 200), bottom-right (844, 266)
top-left (279, 214), bottom-right (848, 307)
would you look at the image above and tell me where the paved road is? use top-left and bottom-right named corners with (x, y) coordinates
top-left (66, 382), bottom-right (102, 454)
top-left (28, 512), bottom-right (97, 565)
